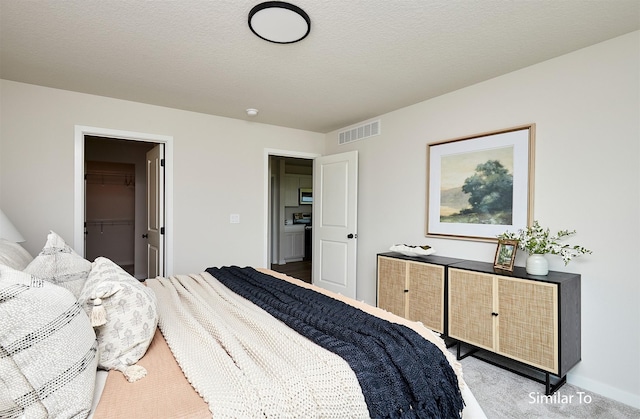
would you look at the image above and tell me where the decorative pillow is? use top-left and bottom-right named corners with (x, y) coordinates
top-left (78, 257), bottom-right (158, 382)
top-left (24, 230), bottom-right (91, 299)
top-left (0, 238), bottom-right (33, 270)
top-left (0, 264), bottom-right (98, 418)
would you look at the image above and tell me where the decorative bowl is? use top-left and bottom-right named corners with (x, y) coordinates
top-left (389, 244), bottom-right (435, 257)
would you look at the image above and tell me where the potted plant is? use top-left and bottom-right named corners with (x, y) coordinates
top-left (498, 221), bottom-right (592, 275)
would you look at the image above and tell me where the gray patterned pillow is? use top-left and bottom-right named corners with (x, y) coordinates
top-left (78, 257), bottom-right (158, 382)
top-left (24, 231), bottom-right (91, 299)
top-left (0, 264), bottom-right (98, 418)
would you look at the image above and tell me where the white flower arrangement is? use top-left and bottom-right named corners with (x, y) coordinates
top-left (498, 220), bottom-right (592, 265)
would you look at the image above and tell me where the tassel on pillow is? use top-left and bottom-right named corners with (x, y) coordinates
top-left (90, 297), bottom-right (107, 327)
top-left (123, 364), bottom-right (148, 383)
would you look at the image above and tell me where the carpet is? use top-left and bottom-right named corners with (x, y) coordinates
top-left (452, 347), bottom-right (639, 418)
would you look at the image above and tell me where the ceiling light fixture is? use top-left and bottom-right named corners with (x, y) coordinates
top-left (248, 2), bottom-right (311, 44)
top-left (246, 108), bottom-right (259, 117)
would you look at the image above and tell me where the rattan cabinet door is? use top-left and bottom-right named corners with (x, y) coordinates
top-left (377, 256), bottom-right (407, 318)
top-left (497, 277), bottom-right (558, 373)
top-left (407, 262), bottom-right (444, 333)
top-left (448, 268), bottom-right (495, 351)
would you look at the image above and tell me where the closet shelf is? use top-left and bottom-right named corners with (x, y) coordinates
top-left (85, 172), bottom-right (135, 186)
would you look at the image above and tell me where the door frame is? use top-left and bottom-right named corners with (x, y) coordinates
top-left (74, 125), bottom-right (174, 275)
top-left (263, 148), bottom-right (320, 268)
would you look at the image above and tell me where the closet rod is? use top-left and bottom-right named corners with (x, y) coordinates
top-left (86, 219), bottom-right (134, 226)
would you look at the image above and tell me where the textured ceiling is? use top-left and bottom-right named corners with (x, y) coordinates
top-left (1, 1), bottom-right (638, 133)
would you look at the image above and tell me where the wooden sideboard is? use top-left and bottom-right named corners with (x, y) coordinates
top-left (376, 253), bottom-right (581, 395)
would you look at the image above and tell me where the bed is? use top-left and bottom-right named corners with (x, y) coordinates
top-left (0, 233), bottom-right (487, 418)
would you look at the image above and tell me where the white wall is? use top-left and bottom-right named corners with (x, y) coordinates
top-left (0, 80), bottom-right (325, 274)
top-left (325, 32), bottom-right (639, 407)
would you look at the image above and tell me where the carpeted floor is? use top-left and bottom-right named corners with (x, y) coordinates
top-left (452, 346), bottom-right (639, 418)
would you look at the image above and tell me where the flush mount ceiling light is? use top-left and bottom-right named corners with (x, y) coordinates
top-left (248, 2), bottom-right (311, 44)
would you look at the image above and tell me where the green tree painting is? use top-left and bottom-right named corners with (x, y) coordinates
top-left (440, 147), bottom-right (514, 225)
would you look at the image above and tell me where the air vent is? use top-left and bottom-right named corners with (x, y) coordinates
top-left (338, 119), bottom-right (381, 145)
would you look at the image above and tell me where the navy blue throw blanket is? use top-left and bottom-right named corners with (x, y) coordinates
top-left (206, 266), bottom-right (464, 419)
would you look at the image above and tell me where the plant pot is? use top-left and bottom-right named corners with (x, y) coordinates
top-left (526, 254), bottom-right (549, 275)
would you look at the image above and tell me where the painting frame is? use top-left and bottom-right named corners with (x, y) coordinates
top-left (426, 124), bottom-right (535, 241)
top-left (493, 239), bottom-right (519, 271)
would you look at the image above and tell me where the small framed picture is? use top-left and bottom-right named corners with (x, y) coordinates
top-left (494, 239), bottom-right (518, 271)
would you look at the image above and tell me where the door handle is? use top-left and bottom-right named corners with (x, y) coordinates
top-left (347, 233), bottom-right (357, 239)
top-left (142, 234), bottom-right (148, 239)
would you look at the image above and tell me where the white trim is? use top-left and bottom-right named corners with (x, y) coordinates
top-left (74, 125), bottom-right (175, 276)
top-left (263, 149), bottom-right (320, 268)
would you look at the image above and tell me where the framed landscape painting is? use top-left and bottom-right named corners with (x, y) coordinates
top-left (426, 124), bottom-right (535, 241)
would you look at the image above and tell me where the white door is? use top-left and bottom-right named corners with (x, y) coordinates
top-left (146, 144), bottom-right (164, 278)
top-left (312, 151), bottom-right (358, 298)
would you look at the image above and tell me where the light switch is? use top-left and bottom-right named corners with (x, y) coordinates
top-left (230, 214), bottom-right (240, 224)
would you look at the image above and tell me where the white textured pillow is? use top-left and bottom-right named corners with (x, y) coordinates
top-left (79, 257), bottom-right (158, 382)
top-left (0, 264), bottom-right (98, 419)
top-left (24, 230), bottom-right (91, 299)
top-left (0, 238), bottom-right (33, 270)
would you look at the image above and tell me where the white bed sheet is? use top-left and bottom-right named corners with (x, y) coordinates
top-left (462, 383), bottom-right (487, 418)
top-left (88, 370), bottom-right (108, 419)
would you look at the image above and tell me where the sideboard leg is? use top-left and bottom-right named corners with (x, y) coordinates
top-left (546, 372), bottom-right (567, 395)
top-left (456, 342), bottom-right (478, 360)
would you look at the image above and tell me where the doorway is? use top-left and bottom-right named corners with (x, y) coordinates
top-left (264, 149), bottom-right (359, 297)
top-left (74, 125), bottom-right (174, 278)
top-left (267, 153), bottom-right (315, 283)
top-left (84, 137), bottom-right (155, 279)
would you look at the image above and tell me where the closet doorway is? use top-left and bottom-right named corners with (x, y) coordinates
top-left (84, 136), bottom-right (156, 280)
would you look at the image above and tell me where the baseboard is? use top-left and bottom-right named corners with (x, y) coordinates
top-left (568, 373), bottom-right (640, 409)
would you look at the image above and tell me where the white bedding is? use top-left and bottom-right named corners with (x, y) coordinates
top-left (462, 384), bottom-right (486, 418)
top-left (88, 371), bottom-right (108, 419)
top-left (88, 268), bottom-right (488, 418)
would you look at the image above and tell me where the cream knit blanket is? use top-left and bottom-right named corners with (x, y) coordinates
top-left (147, 273), bottom-right (370, 418)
